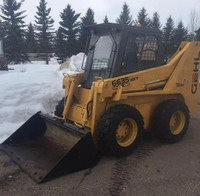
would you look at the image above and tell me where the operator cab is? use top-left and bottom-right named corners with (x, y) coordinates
top-left (82, 23), bottom-right (163, 88)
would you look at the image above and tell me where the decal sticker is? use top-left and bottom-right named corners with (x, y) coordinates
top-left (176, 83), bottom-right (184, 87)
top-left (191, 52), bottom-right (200, 94)
top-left (112, 76), bottom-right (138, 90)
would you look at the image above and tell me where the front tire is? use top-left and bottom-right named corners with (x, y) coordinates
top-left (95, 104), bottom-right (144, 157)
top-left (54, 97), bottom-right (64, 117)
top-left (153, 100), bottom-right (190, 143)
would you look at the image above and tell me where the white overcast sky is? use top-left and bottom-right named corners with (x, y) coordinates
top-left (0, 0), bottom-right (200, 29)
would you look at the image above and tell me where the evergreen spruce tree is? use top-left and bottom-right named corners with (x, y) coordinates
top-left (0, 19), bottom-right (3, 39)
top-left (173, 21), bottom-right (188, 47)
top-left (187, 33), bottom-right (196, 41)
top-left (0, 0), bottom-right (27, 63)
top-left (26, 23), bottom-right (37, 53)
top-left (34, 0), bottom-right (54, 54)
top-left (55, 27), bottom-right (66, 61)
top-left (151, 12), bottom-right (161, 30)
top-left (135, 7), bottom-right (151, 27)
top-left (195, 28), bottom-right (200, 41)
top-left (162, 16), bottom-right (175, 58)
top-left (59, 4), bottom-right (80, 58)
top-left (103, 16), bottom-right (109, 23)
top-left (116, 2), bottom-right (132, 25)
top-left (162, 16), bottom-right (175, 43)
top-left (79, 8), bottom-right (95, 52)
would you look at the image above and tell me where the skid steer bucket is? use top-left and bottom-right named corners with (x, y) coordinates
top-left (1, 112), bottom-right (100, 183)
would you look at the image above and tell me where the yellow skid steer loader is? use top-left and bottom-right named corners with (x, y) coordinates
top-left (2, 23), bottom-right (200, 182)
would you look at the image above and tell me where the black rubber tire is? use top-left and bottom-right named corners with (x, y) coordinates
top-left (95, 104), bottom-right (144, 157)
top-left (54, 97), bottom-right (64, 117)
top-left (153, 100), bottom-right (190, 143)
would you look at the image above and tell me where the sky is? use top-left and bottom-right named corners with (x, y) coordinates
top-left (0, 0), bottom-right (200, 29)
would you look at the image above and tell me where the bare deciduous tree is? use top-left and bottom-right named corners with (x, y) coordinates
top-left (188, 9), bottom-right (200, 33)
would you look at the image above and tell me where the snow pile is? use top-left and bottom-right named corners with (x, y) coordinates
top-left (71, 53), bottom-right (86, 72)
top-left (58, 53), bottom-right (86, 76)
top-left (0, 53), bottom-right (85, 143)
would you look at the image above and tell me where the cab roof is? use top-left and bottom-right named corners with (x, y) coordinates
top-left (85, 23), bottom-right (161, 36)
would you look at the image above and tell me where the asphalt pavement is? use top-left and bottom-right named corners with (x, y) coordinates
top-left (0, 99), bottom-right (200, 196)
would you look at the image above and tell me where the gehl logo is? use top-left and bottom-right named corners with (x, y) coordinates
top-left (191, 51), bottom-right (200, 94)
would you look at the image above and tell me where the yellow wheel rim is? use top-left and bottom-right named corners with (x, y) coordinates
top-left (116, 118), bottom-right (138, 147)
top-left (169, 111), bottom-right (185, 135)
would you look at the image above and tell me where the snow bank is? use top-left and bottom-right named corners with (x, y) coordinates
top-left (71, 53), bottom-right (86, 72)
top-left (58, 53), bottom-right (86, 77)
top-left (0, 53), bottom-right (85, 143)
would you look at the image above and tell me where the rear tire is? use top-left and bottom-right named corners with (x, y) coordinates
top-left (95, 104), bottom-right (144, 157)
top-left (153, 100), bottom-right (190, 143)
top-left (54, 97), bottom-right (64, 117)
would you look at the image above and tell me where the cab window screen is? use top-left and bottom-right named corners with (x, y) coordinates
top-left (92, 35), bottom-right (113, 70)
top-left (121, 35), bottom-right (144, 73)
top-left (138, 36), bottom-right (158, 70)
top-left (121, 34), bottom-right (159, 73)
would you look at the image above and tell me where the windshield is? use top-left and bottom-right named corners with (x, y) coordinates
top-left (92, 35), bottom-right (113, 70)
